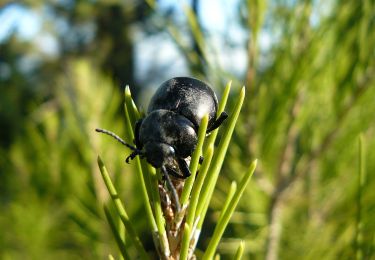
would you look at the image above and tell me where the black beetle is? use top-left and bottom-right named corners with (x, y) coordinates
top-left (96, 77), bottom-right (227, 179)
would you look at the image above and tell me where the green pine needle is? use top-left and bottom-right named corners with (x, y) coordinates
top-left (234, 241), bottom-right (245, 260)
top-left (97, 156), bottom-right (149, 260)
top-left (203, 160), bottom-right (257, 260)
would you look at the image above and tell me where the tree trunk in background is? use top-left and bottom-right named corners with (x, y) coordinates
top-left (96, 3), bottom-right (135, 92)
top-left (191, 0), bottom-right (205, 75)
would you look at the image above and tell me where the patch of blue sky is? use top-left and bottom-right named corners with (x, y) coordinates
top-left (0, 4), bottom-right (42, 42)
top-left (138, 0), bottom-right (251, 78)
top-left (1, 1), bottom-right (327, 81)
top-left (0, 4), bottom-right (60, 57)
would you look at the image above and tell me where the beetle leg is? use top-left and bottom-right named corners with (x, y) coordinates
top-left (207, 111), bottom-right (228, 133)
top-left (199, 156), bottom-right (204, 164)
top-left (162, 166), bottom-right (181, 212)
top-left (166, 166), bottom-right (184, 179)
top-left (134, 119), bottom-right (143, 148)
top-left (177, 158), bottom-right (191, 178)
top-left (126, 119), bottom-right (143, 164)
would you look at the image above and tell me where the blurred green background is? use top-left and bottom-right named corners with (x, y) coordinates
top-left (0, 0), bottom-right (374, 259)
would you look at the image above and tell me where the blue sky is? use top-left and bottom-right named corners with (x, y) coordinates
top-left (0, 5), bottom-right (41, 41)
top-left (134, 0), bottom-right (255, 83)
top-left (0, 1), bottom-right (279, 87)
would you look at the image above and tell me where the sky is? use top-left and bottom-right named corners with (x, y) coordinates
top-left (134, 0), bottom-right (255, 84)
top-left (0, 0), bottom-right (276, 87)
top-left (0, 4), bottom-right (59, 56)
top-left (0, 5), bottom-right (41, 41)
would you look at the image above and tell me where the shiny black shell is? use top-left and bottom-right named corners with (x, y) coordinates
top-left (147, 77), bottom-right (219, 131)
top-left (139, 109), bottom-right (197, 159)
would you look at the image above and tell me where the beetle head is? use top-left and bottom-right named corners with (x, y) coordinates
top-left (144, 142), bottom-right (176, 168)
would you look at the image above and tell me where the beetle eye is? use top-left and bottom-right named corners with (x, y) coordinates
top-left (169, 146), bottom-right (175, 154)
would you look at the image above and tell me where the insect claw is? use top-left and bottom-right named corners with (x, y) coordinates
top-left (125, 156), bottom-right (131, 164)
top-left (125, 150), bottom-right (141, 163)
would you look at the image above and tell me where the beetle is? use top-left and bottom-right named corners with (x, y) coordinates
top-left (96, 77), bottom-right (227, 211)
top-left (96, 77), bottom-right (227, 179)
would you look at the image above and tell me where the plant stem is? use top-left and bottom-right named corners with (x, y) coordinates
top-left (356, 134), bottom-right (366, 260)
top-left (180, 114), bottom-right (209, 206)
top-left (202, 159), bottom-right (257, 260)
top-left (103, 205), bottom-right (131, 260)
top-left (97, 156), bottom-right (149, 260)
top-left (234, 240), bottom-right (245, 260)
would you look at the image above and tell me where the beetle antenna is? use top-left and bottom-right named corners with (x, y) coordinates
top-left (95, 128), bottom-right (139, 152)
